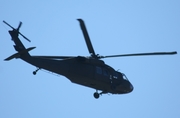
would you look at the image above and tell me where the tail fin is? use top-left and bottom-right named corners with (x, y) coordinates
top-left (3, 21), bottom-right (35, 61)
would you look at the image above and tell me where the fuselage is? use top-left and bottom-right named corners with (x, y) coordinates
top-left (23, 56), bottom-right (133, 94)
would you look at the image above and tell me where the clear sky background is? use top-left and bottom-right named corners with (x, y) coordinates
top-left (1, 1), bottom-right (180, 118)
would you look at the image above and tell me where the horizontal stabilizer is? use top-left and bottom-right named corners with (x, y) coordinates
top-left (4, 47), bottom-right (36, 61)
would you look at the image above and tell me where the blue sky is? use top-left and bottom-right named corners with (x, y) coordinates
top-left (1, 1), bottom-right (180, 118)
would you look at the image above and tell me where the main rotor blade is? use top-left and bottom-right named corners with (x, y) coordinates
top-left (77, 19), bottom-right (96, 57)
top-left (101, 51), bottom-right (177, 58)
top-left (32, 56), bottom-right (75, 59)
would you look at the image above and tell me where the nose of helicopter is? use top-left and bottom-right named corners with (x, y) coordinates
top-left (117, 80), bottom-right (134, 93)
top-left (129, 82), bottom-right (134, 92)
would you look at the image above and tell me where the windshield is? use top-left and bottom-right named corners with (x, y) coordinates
top-left (122, 73), bottom-right (128, 80)
top-left (116, 72), bottom-right (129, 80)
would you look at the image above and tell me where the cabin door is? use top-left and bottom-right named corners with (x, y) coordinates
top-left (95, 66), bottom-right (111, 84)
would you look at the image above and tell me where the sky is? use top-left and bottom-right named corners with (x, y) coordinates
top-left (1, 0), bottom-right (180, 118)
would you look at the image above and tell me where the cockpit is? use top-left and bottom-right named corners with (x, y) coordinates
top-left (95, 66), bottom-right (133, 93)
top-left (116, 71), bottom-right (133, 93)
top-left (95, 65), bottom-right (129, 81)
top-left (113, 71), bottom-right (129, 81)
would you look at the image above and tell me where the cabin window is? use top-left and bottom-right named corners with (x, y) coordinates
top-left (96, 66), bottom-right (102, 74)
top-left (103, 69), bottom-right (109, 76)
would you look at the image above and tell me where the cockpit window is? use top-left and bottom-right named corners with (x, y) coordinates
top-left (113, 71), bottom-right (118, 79)
top-left (117, 72), bottom-right (129, 80)
top-left (122, 73), bottom-right (128, 80)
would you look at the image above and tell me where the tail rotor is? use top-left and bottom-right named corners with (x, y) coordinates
top-left (17, 21), bottom-right (22, 31)
top-left (3, 20), bottom-right (31, 42)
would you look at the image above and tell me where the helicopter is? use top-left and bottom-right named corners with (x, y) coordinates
top-left (3, 19), bottom-right (177, 99)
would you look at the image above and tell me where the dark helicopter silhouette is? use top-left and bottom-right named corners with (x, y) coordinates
top-left (3, 19), bottom-right (177, 99)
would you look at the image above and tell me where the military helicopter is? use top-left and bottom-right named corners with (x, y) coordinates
top-left (3, 19), bottom-right (177, 99)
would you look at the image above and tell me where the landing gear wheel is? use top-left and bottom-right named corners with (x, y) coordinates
top-left (33, 68), bottom-right (40, 75)
top-left (33, 71), bottom-right (36, 75)
top-left (93, 92), bottom-right (99, 99)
